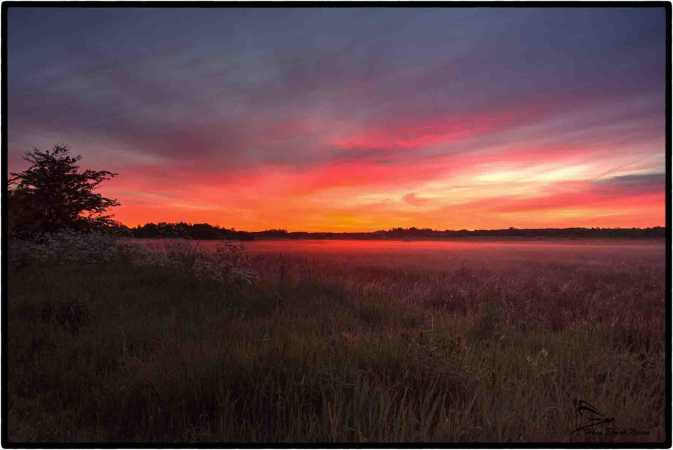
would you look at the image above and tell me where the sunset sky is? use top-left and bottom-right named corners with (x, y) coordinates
top-left (8, 7), bottom-right (667, 231)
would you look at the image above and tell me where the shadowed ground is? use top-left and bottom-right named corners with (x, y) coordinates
top-left (7, 239), bottom-right (665, 443)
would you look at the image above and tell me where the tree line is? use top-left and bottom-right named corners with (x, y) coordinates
top-left (120, 224), bottom-right (665, 240)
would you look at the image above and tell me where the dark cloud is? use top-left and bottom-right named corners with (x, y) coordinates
top-left (595, 173), bottom-right (665, 192)
top-left (8, 7), bottom-right (666, 178)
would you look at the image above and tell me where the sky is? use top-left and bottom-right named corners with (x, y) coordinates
top-left (7, 7), bottom-right (667, 231)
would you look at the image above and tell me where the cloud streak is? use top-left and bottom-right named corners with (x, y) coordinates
top-left (7, 7), bottom-right (666, 230)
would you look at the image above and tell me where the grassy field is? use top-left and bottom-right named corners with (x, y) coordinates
top-left (7, 239), bottom-right (666, 443)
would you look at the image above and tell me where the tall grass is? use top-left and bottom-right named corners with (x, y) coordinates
top-left (7, 237), bottom-right (666, 443)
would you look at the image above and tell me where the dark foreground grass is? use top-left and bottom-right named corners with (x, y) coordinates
top-left (7, 245), bottom-right (666, 443)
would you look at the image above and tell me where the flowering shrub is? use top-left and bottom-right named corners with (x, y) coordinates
top-left (192, 242), bottom-right (258, 285)
top-left (116, 240), bottom-right (200, 270)
top-left (9, 232), bottom-right (258, 286)
top-left (8, 230), bottom-right (121, 268)
top-left (119, 239), bottom-right (258, 286)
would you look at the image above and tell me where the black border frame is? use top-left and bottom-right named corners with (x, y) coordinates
top-left (1, 1), bottom-right (670, 448)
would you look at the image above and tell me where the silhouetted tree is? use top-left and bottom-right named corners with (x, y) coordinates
top-left (9, 145), bottom-right (119, 236)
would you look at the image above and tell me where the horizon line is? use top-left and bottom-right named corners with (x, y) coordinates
top-left (117, 222), bottom-right (666, 234)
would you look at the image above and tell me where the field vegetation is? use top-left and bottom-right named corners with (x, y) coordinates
top-left (7, 235), bottom-right (666, 443)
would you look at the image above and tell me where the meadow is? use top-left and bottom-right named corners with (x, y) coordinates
top-left (7, 237), bottom-right (666, 443)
